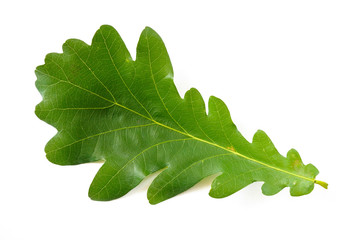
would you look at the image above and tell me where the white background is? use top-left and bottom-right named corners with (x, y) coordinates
top-left (1, 0), bottom-right (360, 239)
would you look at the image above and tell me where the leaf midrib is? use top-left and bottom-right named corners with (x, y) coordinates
top-left (38, 72), bottom-right (317, 185)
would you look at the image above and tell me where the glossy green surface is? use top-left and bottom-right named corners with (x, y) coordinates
top-left (35, 25), bottom-right (326, 204)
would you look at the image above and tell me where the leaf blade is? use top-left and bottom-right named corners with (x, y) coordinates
top-left (35, 25), bottom-right (326, 204)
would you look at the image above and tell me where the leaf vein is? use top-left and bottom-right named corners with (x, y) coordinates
top-left (90, 138), bottom-right (194, 198)
top-left (47, 123), bottom-right (156, 154)
top-left (149, 153), bottom-right (234, 201)
top-left (99, 28), bottom-right (153, 119)
top-left (64, 41), bottom-right (117, 102)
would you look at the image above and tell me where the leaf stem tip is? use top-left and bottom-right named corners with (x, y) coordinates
top-left (314, 180), bottom-right (328, 189)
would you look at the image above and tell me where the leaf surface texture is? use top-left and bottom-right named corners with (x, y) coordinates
top-left (35, 25), bottom-right (326, 204)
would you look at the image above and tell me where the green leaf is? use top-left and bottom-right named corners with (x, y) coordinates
top-left (35, 25), bottom-right (327, 204)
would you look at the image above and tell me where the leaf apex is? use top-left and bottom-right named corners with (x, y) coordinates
top-left (144, 26), bottom-right (154, 31)
top-left (255, 129), bottom-right (266, 135)
top-left (148, 199), bottom-right (160, 205)
top-left (99, 24), bottom-right (114, 29)
top-left (140, 26), bottom-right (156, 36)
